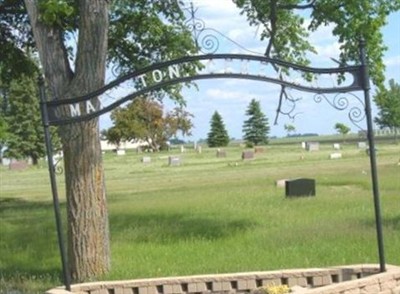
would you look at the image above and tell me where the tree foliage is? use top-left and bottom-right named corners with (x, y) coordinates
top-left (242, 99), bottom-right (270, 146)
top-left (374, 79), bottom-right (400, 131)
top-left (284, 123), bottom-right (296, 136)
top-left (3, 0), bottom-right (399, 283)
top-left (233, 0), bottom-right (400, 90)
top-left (109, 97), bottom-right (194, 151)
top-left (2, 74), bottom-right (46, 164)
top-left (0, 0), bottom-right (200, 282)
top-left (0, 0), bottom-right (38, 85)
top-left (334, 122), bottom-right (351, 135)
top-left (207, 111), bottom-right (230, 147)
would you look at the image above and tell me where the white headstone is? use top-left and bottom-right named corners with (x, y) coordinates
top-left (117, 149), bottom-right (126, 155)
top-left (276, 179), bottom-right (289, 188)
top-left (141, 156), bottom-right (151, 164)
top-left (358, 142), bottom-right (367, 149)
top-left (301, 142), bottom-right (306, 149)
top-left (330, 153), bottom-right (342, 159)
top-left (333, 143), bottom-right (340, 150)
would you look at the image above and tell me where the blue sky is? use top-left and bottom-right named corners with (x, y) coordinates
top-left (101, 1), bottom-right (400, 140)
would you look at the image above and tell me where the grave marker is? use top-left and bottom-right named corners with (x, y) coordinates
top-left (285, 178), bottom-right (316, 197)
top-left (330, 153), bottom-right (342, 159)
top-left (117, 149), bottom-right (126, 155)
top-left (242, 150), bottom-right (254, 160)
top-left (306, 142), bottom-right (319, 151)
top-left (358, 142), bottom-right (367, 149)
top-left (276, 179), bottom-right (289, 188)
top-left (168, 156), bottom-right (181, 166)
top-left (141, 156), bottom-right (151, 164)
top-left (9, 160), bottom-right (29, 171)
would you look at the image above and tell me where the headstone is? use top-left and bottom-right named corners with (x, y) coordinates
top-left (333, 143), bottom-right (340, 150)
top-left (329, 152), bottom-right (342, 159)
top-left (242, 150), bottom-right (254, 160)
top-left (9, 160), bottom-right (29, 171)
top-left (301, 142), bottom-right (306, 149)
top-left (306, 142), bottom-right (319, 151)
top-left (358, 142), bottom-right (367, 149)
top-left (276, 179), bottom-right (289, 188)
top-left (2, 157), bottom-right (11, 166)
top-left (254, 146), bottom-right (265, 153)
top-left (168, 156), bottom-right (181, 166)
top-left (180, 145), bottom-right (185, 153)
top-left (117, 149), bottom-right (126, 155)
top-left (141, 156), bottom-right (151, 164)
top-left (196, 146), bottom-right (202, 154)
top-left (216, 149), bottom-right (226, 158)
top-left (285, 178), bottom-right (316, 197)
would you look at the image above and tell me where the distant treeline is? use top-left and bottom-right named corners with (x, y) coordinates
top-left (286, 133), bottom-right (319, 138)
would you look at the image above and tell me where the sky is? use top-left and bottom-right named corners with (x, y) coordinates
top-left (101, 0), bottom-right (400, 140)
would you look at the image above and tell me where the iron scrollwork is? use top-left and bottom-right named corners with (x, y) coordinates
top-left (184, 3), bottom-right (261, 55)
top-left (53, 156), bottom-right (64, 175)
top-left (185, 14), bottom-right (219, 54)
top-left (314, 92), bottom-right (365, 130)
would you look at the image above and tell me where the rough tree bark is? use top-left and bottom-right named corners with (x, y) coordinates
top-left (24, 0), bottom-right (110, 282)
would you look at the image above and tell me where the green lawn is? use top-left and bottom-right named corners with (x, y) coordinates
top-left (0, 141), bottom-right (399, 293)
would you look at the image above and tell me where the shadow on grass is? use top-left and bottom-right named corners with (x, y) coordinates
top-left (0, 197), bottom-right (64, 291)
top-left (0, 197), bottom-right (55, 212)
top-left (0, 197), bottom-right (256, 291)
top-left (110, 212), bottom-right (257, 243)
top-left (362, 215), bottom-right (400, 231)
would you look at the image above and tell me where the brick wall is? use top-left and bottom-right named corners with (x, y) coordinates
top-left (46, 264), bottom-right (400, 294)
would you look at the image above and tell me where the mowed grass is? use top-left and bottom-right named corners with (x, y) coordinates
top-left (0, 141), bottom-right (399, 293)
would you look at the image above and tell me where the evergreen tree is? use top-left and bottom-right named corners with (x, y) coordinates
top-left (4, 75), bottom-right (45, 165)
top-left (242, 99), bottom-right (270, 146)
top-left (207, 111), bottom-right (229, 147)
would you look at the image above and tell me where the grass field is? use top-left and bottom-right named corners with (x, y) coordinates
top-left (0, 140), bottom-right (399, 293)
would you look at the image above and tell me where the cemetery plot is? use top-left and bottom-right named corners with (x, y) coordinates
top-left (285, 178), bottom-right (316, 197)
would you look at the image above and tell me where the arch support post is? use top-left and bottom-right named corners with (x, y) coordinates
top-left (38, 77), bottom-right (72, 290)
top-left (359, 39), bottom-right (386, 273)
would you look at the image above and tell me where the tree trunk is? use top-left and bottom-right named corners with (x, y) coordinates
top-left (24, 0), bottom-right (110, 282)
top-left (62, 121), bottom-right (110, 281)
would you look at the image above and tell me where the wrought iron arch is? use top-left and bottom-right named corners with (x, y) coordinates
top-left (39, 18), bottom-right (385, 293)
top-left (44, 53), bottom-right (364, 127)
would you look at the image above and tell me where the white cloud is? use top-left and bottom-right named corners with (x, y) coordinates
top-left (205, 88), bottom-right (250, 102)
top-left (307, 22), bottom-right (337, 44)
top-left (312, 42), bottom-right (341, 62)
top-left (384, 55), bottom-right (400, 66)
top-left (185, 0), bottom-right (241, 17)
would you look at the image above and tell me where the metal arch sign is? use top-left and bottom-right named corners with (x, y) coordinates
top-left (43, 53), bottom-right (363, 126)
top-left (39, 41), bottom-right (387, 292)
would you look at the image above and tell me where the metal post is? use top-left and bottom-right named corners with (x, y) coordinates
top-left (38, 77), bottom-right (72, 290)
top-left (359, 39), bottom-right (386, 272)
